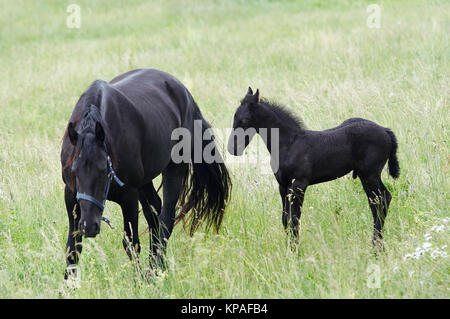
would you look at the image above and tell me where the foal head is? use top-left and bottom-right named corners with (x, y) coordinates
top-left (67, 107), bottom-right (110, 238)
top-left (227, 87), bottom-right (261, 155)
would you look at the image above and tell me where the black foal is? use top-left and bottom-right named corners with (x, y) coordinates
top-left (228, 87), bottom-right (400, 247)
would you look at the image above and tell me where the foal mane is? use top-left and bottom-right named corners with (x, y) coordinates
top-left (259, 98), bottom-right (307, 130)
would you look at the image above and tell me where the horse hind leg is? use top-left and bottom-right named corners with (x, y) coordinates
top-left (155, 162), bottom-right (188, 270)
top-left (139, 181), bottom-right (162, 265)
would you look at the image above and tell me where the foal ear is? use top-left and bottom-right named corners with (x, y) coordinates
top-left (95, 122), bottom-right (105, 144)
top-left (246, 86), bottom-right (253, 96)
top-left (68, 122), bottom-right (78, 146)
top-left (254, 89), bottom-right (260, 104)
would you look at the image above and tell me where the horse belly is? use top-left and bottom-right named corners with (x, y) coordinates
top-left (140, 132), bottom-right (177, 179)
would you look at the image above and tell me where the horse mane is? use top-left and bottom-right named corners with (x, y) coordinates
top-left (62, 81), bottom-right (116, 190)
top-left (259, 97), bottom-right (307, 130)
top-left (75, 105), bottom-right (107, 161)
top-left (62, 80), bottom-right (106, 139)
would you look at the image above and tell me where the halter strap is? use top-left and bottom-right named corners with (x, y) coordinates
top-left (76, 148), bottom-right (124, 213)
top-left (76, 193), bottom-right (105, 211)
top-left (107, 156), bottom-right (124, 187)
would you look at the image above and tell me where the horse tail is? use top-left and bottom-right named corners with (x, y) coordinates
top-left (176, 107), bottom-right (232, 236)
top-left (386, 128), bottom-right (400, 179)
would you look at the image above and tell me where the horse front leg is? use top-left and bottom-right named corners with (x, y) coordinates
top-left (119, 189), bottom-right (141, 260)
top-left (64, 185), bottom-right (83, 280)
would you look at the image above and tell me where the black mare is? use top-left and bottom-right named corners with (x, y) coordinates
top-left (228, 87), bottom-right (400, 247)
top-left (61, 69), bottom-right (231, 278)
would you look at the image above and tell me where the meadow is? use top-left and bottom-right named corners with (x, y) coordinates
top-left (0, 0), bottom-right (448, 298)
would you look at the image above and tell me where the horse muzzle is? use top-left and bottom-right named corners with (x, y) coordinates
top-left (79, 219), bottom-right (101, 238)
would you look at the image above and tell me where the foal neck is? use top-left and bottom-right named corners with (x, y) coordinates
top-left (257, 101), bottom-right (304, 135)
top-left (253, 101), bottom-right (305, 155)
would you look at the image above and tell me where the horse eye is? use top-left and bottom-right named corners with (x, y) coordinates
top-left (97, 162), bottom-right (107, 172)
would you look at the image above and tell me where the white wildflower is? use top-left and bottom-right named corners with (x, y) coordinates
top-left (403, 253), bottom-right (412, 261)
top-left (422, 242), bottom-right (432, 251)
top-left (304, 256), bottom-right (316, 263)
top-left (414, 247), bottom-right (425, 256)
top-left (431, 250), bottom-right (441, 259)
top-left (431, 225), bottom-right (445, 232)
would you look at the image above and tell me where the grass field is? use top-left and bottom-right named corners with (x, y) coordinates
top-left (0, 0), bottom-right (448, 298)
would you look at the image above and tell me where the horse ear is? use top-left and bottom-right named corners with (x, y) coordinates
top-left (95, 122), bottom-right (105, 144)
top-left (254, 89), bottom-right (260, 104)
top-left (247, 86), bottom-right (253, 96)
top-left (68, 122), bottom-right (78, 146)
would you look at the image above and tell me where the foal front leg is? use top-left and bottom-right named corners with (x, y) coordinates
top-left (279, 185), bottom-right (289, 229)
top-left (287, 179), bottom-right (308, 239)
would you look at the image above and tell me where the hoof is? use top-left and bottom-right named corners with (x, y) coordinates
top-left (64, 264), bottom-right (80, 289)
top-left (372, 238), bottom-right (385, 256)
top-left (146, 256), bottom-right (167, 279)
top-left (145, 267), bottom-right (156, 279)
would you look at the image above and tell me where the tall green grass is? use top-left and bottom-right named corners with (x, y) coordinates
top-left (0, 0), bottom-right (448, 298)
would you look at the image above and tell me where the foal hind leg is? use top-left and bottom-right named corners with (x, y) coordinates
top-left (373, 178), bottom-right (391, 243)
top-left (360, 174), bottom-right (391, 248)
top-left (64, 185), bottom-right (83, 280)
top-left (139, 181), bottom-right (162, 266)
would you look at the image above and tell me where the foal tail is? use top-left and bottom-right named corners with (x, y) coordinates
top-left (386, 129), bottom-right (400, 179)
top-left (176, 107), bottom-right (232, 236)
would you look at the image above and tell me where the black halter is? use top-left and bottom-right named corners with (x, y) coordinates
top-left (75, 145), bottom-right (124, 219)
